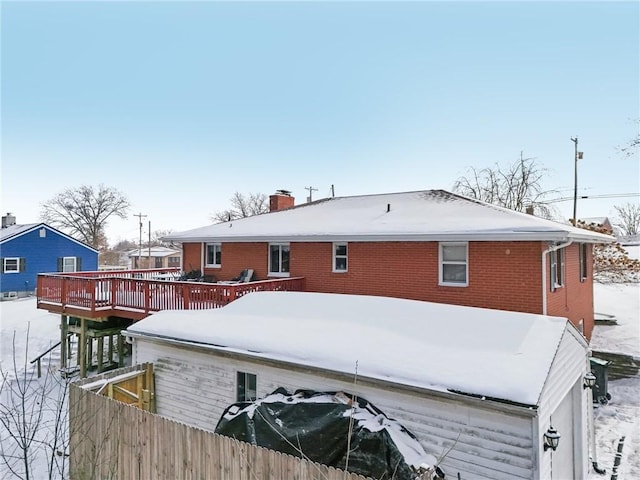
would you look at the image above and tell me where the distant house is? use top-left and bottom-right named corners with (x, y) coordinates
top-left (163, 189), bottom-right (613, 341)
top-left (0, 213), bottom-right (98, 298)
top-left (128, 246), bottom-right (181, 270)
top-left (126, 291), bottom-right (594, 480)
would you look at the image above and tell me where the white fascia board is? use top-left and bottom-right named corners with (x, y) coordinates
top-left (164, 231), bottom-right (607, 243)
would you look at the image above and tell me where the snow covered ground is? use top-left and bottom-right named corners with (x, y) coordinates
top-left (1, 283), bottom-right (639, 479)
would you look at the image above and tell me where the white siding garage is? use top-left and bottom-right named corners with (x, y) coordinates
top-left (126, 291), bottom-right (593, 479)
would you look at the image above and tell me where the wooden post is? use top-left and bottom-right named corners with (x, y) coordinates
top-left (108, 334), bottom-right (114, 366)
top-left (87, 333), bottom-right (93, 371)
top-left (79, 317), bottom-right (87, 378)
top-left (97, 336), bottom-right (104, 373)
top-left (118, 333), bottom-right (124, 367)
top-left (60, 315), bottom-right (68, 369)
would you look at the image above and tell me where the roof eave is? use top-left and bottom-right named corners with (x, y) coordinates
top-left (162, 231), bottom-right (614, 244)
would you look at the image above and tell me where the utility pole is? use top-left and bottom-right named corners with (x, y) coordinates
top-left (304, 186), bottom-right (318, 203)
top-left (570, 137), bottom-right (583, 226)
top-left (134, 212), bottom-right (147, 268)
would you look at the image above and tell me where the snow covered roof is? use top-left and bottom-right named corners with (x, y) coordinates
top-left (0, 223), bottom-right (41, 242)
top-left (126, 291), bottom-right (581, 407)
top-left (0, 223), bottom-right (99, 252)
top-left (163, 190), bottom-right (614, 243)
top-left (128, 246), bottom-right (181, 258)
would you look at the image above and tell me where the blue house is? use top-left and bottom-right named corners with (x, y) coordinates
top-left (0, 213), bottom-right (98, 298)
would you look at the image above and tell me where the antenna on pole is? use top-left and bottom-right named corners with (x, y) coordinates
top-left (133, 212), bottom-right (147, 268)
top-left (304, 186), bottom-right (318, 203)
top-left (570, 137), bottom-right (583, 226)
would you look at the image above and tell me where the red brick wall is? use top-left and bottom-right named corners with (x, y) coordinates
top-left (291, 241), bottom-right (543, 314)
top-left (182, 243), bottom-right (202, 273)
top-left (546, 243), bottom-right (595, 340)
top-left (181, 240), bottom-right (594, 339)
top-left (183, 242), bottom-right (270, 281)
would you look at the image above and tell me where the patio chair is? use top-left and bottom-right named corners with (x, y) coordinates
top-left (232, 269), bottom-right (254, 283)
top-left (218, 269), bottom-right (255, 285)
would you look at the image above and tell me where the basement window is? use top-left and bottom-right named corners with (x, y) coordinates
top-left (236, 371), bottom-right (257, 402)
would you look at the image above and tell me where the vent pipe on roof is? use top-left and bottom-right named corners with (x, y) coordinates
top-left (2, 213), bottom-right (16, 228)
top-left (386, 203), bottom-right (391, 213)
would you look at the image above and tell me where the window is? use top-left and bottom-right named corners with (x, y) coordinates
top-left (333, 243), bottom-right (348, 272)
top-left (236, 371), bottom-right (257, 402)
top-left (269, 243), bottom-right (290, 276)
top-left (155, 257), bottom-right (163, 268)
top-left (439, 243), bottom-right (468, 286)
top-left (205, 243), bottom-right (222, 267)
top-left (168, 256), bottom-right (180, 267)
top-left (2, 257), bottom-right (21, 273)
top-left (579, 243), bottom-right (588, 281)
top-left (550, 248), bottom-right (565, 290)
top-left (60, 257), bottom-right (77, 273)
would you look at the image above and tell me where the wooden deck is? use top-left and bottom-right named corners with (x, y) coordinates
top-left (37, 268), bottom-right (306, 321)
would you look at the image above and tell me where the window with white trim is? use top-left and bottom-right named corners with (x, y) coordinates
top-left (205, 243), bottom-right (222, 267)
top-left (62, 257), bottom-right (77, 273)
top-left (439, 243), bottom-right (468, 286)
top-left (236, 371), bottom-right (257, 402)
top-left (333, 242), bottom-right (348, 272)
top-left (579, 243), bottom-right (588, 281)
top-left (2, 257), bottom-right (20, 273)
top-left (269, 243), bottom-right (290, 276)
top-left (550, 248), bottom-right (565, 290)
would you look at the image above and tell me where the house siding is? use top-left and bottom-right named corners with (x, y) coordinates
top-left (0, 227), bottom-right (97, 294)
top-left (546, 243), bottom-right (595, 340)
top-left (134, 339), bottom-right (538, 480)
top-left (537, 328), bottom-right (590, 479)
top-left (186, 239), bottom-right (596, 339)
top-left (188, 240), bottom-right (544, 313)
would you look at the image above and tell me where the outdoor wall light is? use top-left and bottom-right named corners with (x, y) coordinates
top-left (583, 371), bottom-right (597, 389)
top-left (543, 426), bottom-right (561, 452)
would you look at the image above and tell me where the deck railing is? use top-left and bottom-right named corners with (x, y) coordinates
top-left (37, 270), bottom-right (305, 317)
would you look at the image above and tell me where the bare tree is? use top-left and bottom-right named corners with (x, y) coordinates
top-left (40, 185), bottom-right (130, 250)
top-left (211, 192), bottom-right (268, 223)
top-left (452, 153), bottom-right (556, 218)
top-left (149, 229), bottom-right (177, 247)
top-left (613, 203), bottom-right (640, 236)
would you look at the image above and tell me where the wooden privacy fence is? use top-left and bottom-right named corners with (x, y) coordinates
top-left (69, 366), bottom-right (368, 480)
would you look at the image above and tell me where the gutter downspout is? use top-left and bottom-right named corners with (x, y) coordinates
top-left (541, 240), bottom-right (573, 315)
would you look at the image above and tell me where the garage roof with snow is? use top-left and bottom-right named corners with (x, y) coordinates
top-left (126, 291), bottom-right (587, 407)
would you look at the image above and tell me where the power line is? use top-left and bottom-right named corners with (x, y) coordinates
top-left (541, 193), bottom-right (640, 205)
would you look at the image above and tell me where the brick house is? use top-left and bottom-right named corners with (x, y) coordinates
top-left (165, 189), bottom-right (612, 341)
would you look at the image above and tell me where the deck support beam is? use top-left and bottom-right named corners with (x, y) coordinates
top-left (79, 317), bottom-right (87, 379)
top-left (60, 314), bottom-right (68, 369)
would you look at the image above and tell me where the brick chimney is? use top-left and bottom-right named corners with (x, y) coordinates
top-left (269, 190), bottom-right (295, 212)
